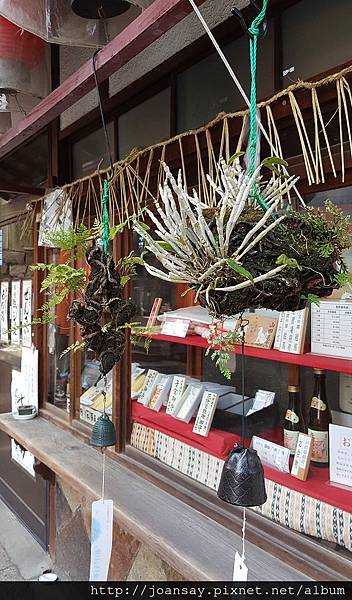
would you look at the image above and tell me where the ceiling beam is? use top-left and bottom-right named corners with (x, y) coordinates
top-left (0, 183), bottom-right (44, 195)
top-left (0, 0), bottom-right (208, 160)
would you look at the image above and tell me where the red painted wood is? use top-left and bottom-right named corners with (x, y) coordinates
top-left (0, 0), bottom-right (208, 160)
top-left (149, 333), bottom-right (352, 374)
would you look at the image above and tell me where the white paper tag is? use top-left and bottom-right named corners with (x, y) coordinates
top-left (252, 436), bottom-right (290, 472)
top-left (161, 319), bottom-right (190, 338)
top-left (89, 499), bottom-right (113, 581)
top-left (233, 552), bottom-right (248, 581)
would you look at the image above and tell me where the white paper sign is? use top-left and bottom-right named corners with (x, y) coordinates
top-left (193, 392), bottom-right (218, 437)
top-left (38, 189), bottom-right (73, 247)
top-left (252, 436), bottom-right (290, 472)
top-left (11, 439), bottom-right (35, 477)
top-left (233, 552), bottom-right (248, 582)
top-left (311, 301), bottom-right (352, 359)
top-left (329, 424), bottom-right (352, 488)
top-left (161, 319), bottom-right (190, 338)
top-left (11, 369), bottom-right (25, 413)
top-left (0, 229), bottom-right (3, 266)
top-left (22, 280), bottom-right (32, 348)
top-left (0, 281), bottom-right (9, 342)
top-left (11, 281), bottom-right (21, 345)
top-left (89, 499), bottom-right (113, 582)
top-left (21, 346), bottom-right (38, 410)
top-left (166, 376), bottom-right (187, 415)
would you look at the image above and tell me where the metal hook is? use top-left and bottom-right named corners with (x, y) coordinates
top-left (232, 0), bottom-right (268, 39)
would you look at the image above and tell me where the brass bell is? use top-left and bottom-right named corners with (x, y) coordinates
top-left (90, 413), bottom-right (116, 448)
top-left (71, 0), bottom-right (130, 19)
top-left (217, 446), bottom-right (267, 507)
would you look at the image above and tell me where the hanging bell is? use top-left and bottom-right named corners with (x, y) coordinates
top-left (217, 445), bottom-right (267, 507)
top-left (90, 413), bottom-right (117, 448)
top-left (71, 0), bottom-right (131, 19)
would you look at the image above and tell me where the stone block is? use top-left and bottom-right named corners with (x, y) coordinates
top-left (9, 265), bottom-right (27, 278)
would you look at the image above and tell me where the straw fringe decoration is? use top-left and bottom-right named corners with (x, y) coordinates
top-left (31, 65), bottom-right (352, 229)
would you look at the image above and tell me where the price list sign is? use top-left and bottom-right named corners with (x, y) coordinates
top-left (311, 301), bottom-right (352, 359)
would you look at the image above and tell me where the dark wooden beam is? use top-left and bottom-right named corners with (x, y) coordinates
top-left (0, 183), bottom-right (44, 195)
top-left (0, 0), bottom-right (208, 160)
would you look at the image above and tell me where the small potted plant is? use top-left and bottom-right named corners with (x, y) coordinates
top-left (16, 392), bottom-right (36, 417)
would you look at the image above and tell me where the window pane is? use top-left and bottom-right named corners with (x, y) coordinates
top-left (72, 122), bottom-right (115, 179)
top-left (118, 88), bottom-right (171, 159)
top-left (177, 22), bottom-right (274, 132)
top-left (46, 248), bottom-right (71, 413)
top-left (131, 232), bottom-right (187, 374)
top-left (282, 0), bottom-right (352, 81)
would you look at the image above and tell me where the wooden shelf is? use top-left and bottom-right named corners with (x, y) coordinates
top-left (149, 333), bottom-right (352, 374)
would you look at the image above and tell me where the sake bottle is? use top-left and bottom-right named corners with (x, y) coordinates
top-left (308, 369), bottom-right (332, 467)
top-left (284, 385), bottom-right (306, 455)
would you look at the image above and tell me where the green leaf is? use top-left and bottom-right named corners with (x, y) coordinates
top-left (276, 254), bottom-right (302, 271)
top-left (120, 275), bottom-right (130, 287)
top-left (136, 221), bottom-right (150, 231)
top-left (262, 156), bottom-right (288, 177)
top-left (226, 258), bottom-right (254, 282)
top-left (156, 241), bottom-right (174, 252)
top-left (300, 293), bottom-right (320, 307)
top-left (228, 151), bottom-right (245, 166)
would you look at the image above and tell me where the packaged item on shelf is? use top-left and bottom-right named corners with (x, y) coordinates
top-left (274, 309), bottom-right (308, 354)
top-left (311, 299), bottom-right (352, 358)
top-left (308, 369), bottom-right (332, 466)
top-left (212, 394), bottom-right (279, 436)
top-left (174, 384), bottom-right (204, 423)
top-left (137, 369), bottom-right (158, 405)
top-left (339, 373), bottom-right (352, 414)
top-left (145, 374), bottom-right (172, 411)
top-left (166, 375), bottom-right (187, 415)
top-left (283, 385), bottom-right (306, 455)
top-left (234, 315), bottom-right (277, 349)
top-left (193, 391), bottom-right (219, 437)
top-left (146, 298), bottom-right (162, 328)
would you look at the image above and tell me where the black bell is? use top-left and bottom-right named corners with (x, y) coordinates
top-left (90, 413), bottom-right (117, 448)
top-left (71, 0), bottom-right (131, 19)
top-left (217, 446), bottom-right (267, 507)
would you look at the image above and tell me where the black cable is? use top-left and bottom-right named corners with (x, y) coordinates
top-left (92, 50), bottom-right (115, 178)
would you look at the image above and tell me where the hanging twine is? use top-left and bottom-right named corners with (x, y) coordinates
top-left (248, 0), bottom-right (270, 213)
top-left (101, 178), bottom-right (109, 255)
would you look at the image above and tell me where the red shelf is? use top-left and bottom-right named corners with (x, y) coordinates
top-left (149, 333), bottom-right (352, 374)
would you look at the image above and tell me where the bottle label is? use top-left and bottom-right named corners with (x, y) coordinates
top-left (285, 409), bottom-right (299, 424)
top-left (310, 396), bottom-right (327, 411)
top-left (308, 428), bottom-right (329, 463)
top-left (284, 429), bottom-right (299, 454)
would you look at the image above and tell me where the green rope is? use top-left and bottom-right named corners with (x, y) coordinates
top-left (101, 178), bottom-right (109, 255)
top-left (248, 0), bottom-right (270, 212)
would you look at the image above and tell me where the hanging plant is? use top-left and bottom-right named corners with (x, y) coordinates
top-left (28, 219), bottom-right (152, 379)
top-left (134, 159), bottom-right (351, 319)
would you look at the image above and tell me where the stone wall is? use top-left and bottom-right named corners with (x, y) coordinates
top-left (54, 478), bottom-right (184, 581)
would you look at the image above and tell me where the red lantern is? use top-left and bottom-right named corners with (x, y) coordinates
top-left (0, 16), bottom-right (45, 70)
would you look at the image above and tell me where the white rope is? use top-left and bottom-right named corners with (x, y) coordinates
top-left (241, 507), bottom-right (246, 561)
top-left (187, 0), bottom-right (305, 206)
top-left (102, 450), bottom-right (106, 502)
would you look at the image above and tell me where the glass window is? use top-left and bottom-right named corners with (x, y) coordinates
top-left (72, 122), bottom-right (115, 179)
top-left (118, 88), bottom-right (171, 159)
top-left (131, 232), bottom-right (187, 374)
top-left (46, 248), bottom-right (71, 413)
top-left (282, 0), bottom-right (352, 82)
top-left (177, 21), bottom-right (274, 132)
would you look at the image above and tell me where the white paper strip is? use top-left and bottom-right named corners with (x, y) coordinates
top-left (0, 281), bottom-right (9, 342)
top-left (11, 281), bottom-right (21, 345)
top-left (89, 499), bottom-right (113, 582)
top-left (21, 346), bottom-right (38, 410)
top-left (22, 280), bottom-right (32, 348)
